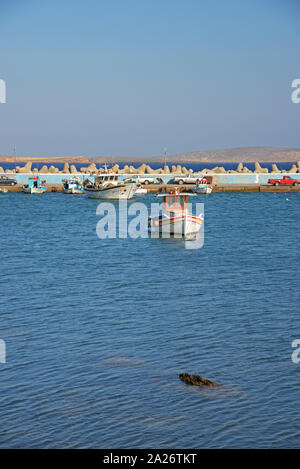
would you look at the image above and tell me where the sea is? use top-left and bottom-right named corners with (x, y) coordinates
top-left (0, 161), bottom-right (296, 172)
top-left (0, 191), bottom-right (299, 448)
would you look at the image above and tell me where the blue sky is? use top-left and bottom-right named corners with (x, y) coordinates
top-left (0, 0), bottom-right (300, 157)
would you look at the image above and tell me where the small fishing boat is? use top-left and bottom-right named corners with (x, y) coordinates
top-left (63, 177), bottom-right (84, 194)
top-left (135, 187), bottom-right (150, 195)
top-left (84, 171), bottom-right (140, 200)
top-left (22, 176), bottom-right (47, 194)
top-left (193, 178), bottom-right (213, 194)
top-left (148, 189), bottom-right (203, 238)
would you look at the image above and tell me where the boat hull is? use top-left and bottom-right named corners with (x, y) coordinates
top-left (135, 188), bottom-right (149, 195)
top-left (149, 213), bottom-right (203, 237)
top-left (193, 185), bottom-right (213, 194)
top-left (84, 183), bottom-right (138, 200)
top-left (22, 187), bottom-right (46, 194)
top-left (63, 188), bottom-right (84, 194)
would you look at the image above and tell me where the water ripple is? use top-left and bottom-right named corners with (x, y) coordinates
top-left (0, 192), bottom-right (299, 448)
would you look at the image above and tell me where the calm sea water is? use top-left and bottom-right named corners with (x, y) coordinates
top-left (0, 192), bottom-right (299, 448)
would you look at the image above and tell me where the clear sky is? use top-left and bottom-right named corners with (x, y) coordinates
top-left (0, 0), bottom-right (300, 157)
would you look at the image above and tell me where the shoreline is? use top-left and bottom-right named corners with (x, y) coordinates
top-left (3, 183), bottom-right (300, 193)
top-left (2, 173), bottom-right (300, 194)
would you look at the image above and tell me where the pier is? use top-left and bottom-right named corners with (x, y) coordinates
top-left (146, 183), bottom-right (300, 193)
top-left (2, 179), bottom-right (300, 193)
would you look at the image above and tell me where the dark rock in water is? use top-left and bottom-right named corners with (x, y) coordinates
top-left (179, 373), bottom-right (219, 387)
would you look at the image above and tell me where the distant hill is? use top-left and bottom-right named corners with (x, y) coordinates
top-left (86, 146), bottom-right (300, 164)
top-left (0, 155), bottom-right (89, 164)
top-left (163, 147), bottom-right (300, 163)
top-left (1, 147), bottom-right (300, 164)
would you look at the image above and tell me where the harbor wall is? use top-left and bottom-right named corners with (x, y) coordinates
top-left (4, 172), bottom-right (300, 185)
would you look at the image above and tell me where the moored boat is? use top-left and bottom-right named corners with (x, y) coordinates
top-left (135, 187), bottom-right (150, 195)
top-left (148, 189), bottom-right (203, 238)
top-left (193, 178), bottom-right (213, 194)
top-left (63, 176), bottom-right (84, 194)
top-left (22, 177), bottom-right (47, 194)
top-left (84, 171), bottom-right (139, 200)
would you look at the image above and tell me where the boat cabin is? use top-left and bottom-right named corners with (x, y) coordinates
top-left (198, 175), bottom-right (213, 184)
top-left (157, 190), bottom-right (196, 213)
top-left (63, 176), bottom-right (82, 187)
top-left (95, 174), bottom-right (119, 184)
top-left (27, 176), bottom-right (46, 188)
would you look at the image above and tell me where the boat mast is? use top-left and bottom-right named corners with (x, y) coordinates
top-left (14, 146), bottom-right (16, 173)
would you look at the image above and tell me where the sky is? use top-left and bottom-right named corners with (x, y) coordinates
top-left (0, 0), bottom-right (300, 157)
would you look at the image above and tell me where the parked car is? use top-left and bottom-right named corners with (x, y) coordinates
top-left (268, 175), bottom-right (300, 186)
top-left (0, 175), bottom-right (18, 186)
top-left (170, 174), bottom-right (199, 185)
top-left (136, 176), bottom-right (156, 185)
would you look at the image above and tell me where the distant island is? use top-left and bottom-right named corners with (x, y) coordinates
top-left (0, 155), bottom-right (90, 164)
top-left (1, 146), bottom-right (300, 164)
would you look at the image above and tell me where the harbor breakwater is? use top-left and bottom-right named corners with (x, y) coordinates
top-left (1, 161), bottom-right (300, 189)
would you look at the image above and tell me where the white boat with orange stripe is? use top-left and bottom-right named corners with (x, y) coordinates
top-left (148, 189), bottom-right (203, 238)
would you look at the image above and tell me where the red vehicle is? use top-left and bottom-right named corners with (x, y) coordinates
top-left (268, 175), bottom-right (300, 186)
